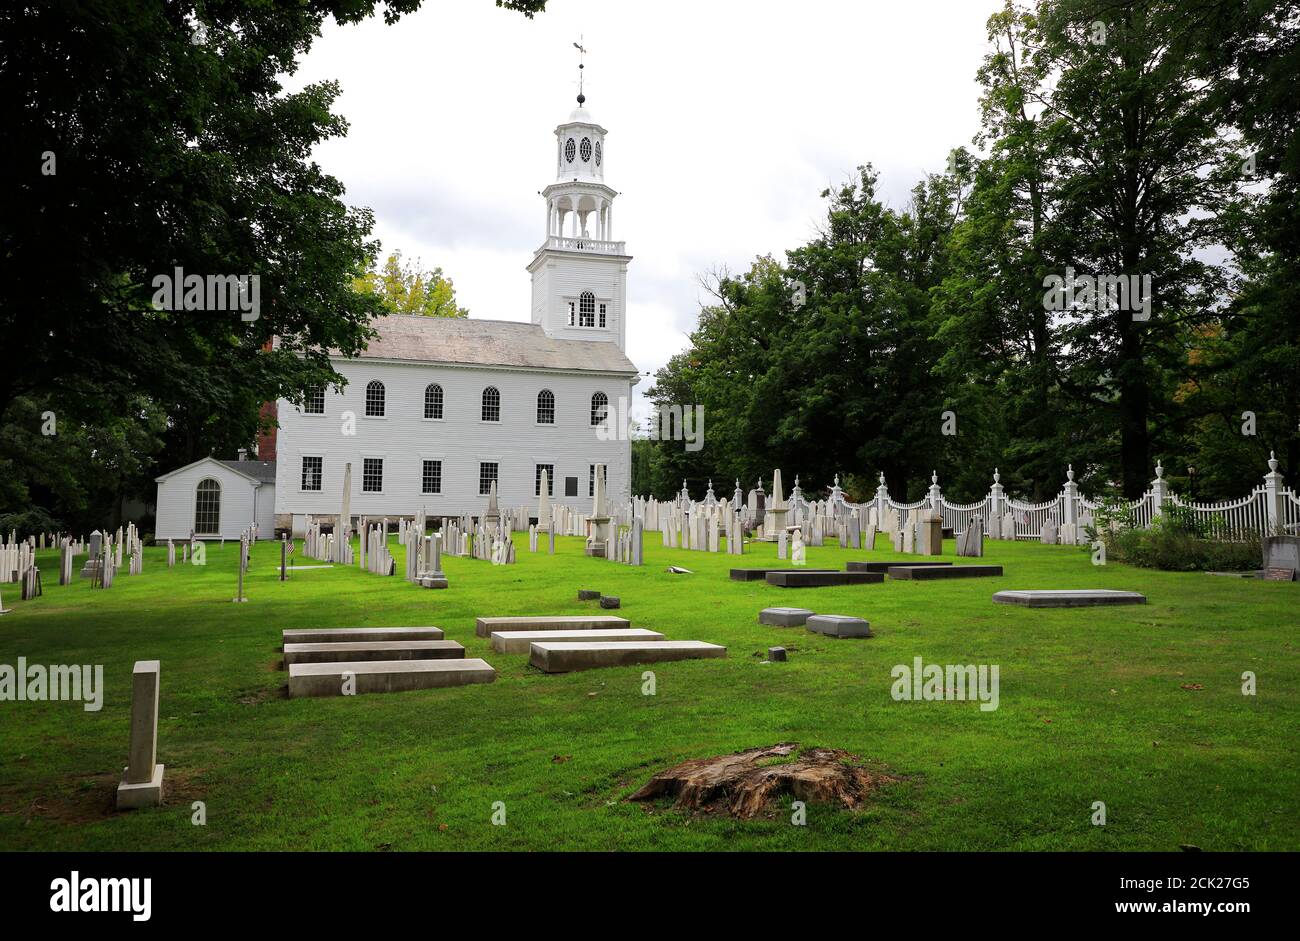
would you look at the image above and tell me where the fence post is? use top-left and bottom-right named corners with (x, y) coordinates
top-left (1264, 451), bottom-right (1284, 535)
top-left (928, 471), bottom-right (944, 517)
top-left (1150, 461), bottom-right (1168, 524)
top-left (874, 473), bottom-right (890, 529)
top-left (989, 469), bottom-right (1003, 534)
top-left (1062, 465), bottom-right (1079, 545)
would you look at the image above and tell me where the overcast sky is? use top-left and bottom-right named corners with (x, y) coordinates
top-left (287, 0), bottom-right (999, 410)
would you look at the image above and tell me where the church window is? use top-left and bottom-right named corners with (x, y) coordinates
top-left (595, 140), bottom-right (602, 166)
top-left (579, 291), bottom-right (595, 327)
top-left (535, 464), bottom-right (555, 496)
top-left (536, 389), bottom-right (555, 424)
top-left (303, 387), bottom-right (325, 414)
top-left (365, 380), bottom-right (385, 417)
top-left (481, 386), bottom-right (501, 423)
top-left (580, 137), bottom-right (592, 162)
top-left (588, 463), bottom-right (607, 497)
top-left (590, 391), bottom-right (608, 427)
top-left (565, 138), bottom-right (576, 163)
top-left (362, 458), bottom-right (383, 493)
top-left (424, 383), bottom-right (443, 420)
top-left (567, 301), bottom-right (575, 326)
top-left (194, 478), bottom-right (221, 535)
top-left (598, 303), bottom-right (607, 328)
top-left (301, 456), bottom-right (322, 492)
top-left (478, 462), bottom-right (498, 496)
top-left (422, 460), bottom-right (442, 495)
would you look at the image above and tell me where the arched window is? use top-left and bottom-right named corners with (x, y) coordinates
top-left (481, 386), bottom-right (501, 423)
top-left (195, 478), bottom-right (221, 535)
top-left (579, 291), bottom-right (596, 327)
top-left (590, 391), bottom-right (608, 427)
top-left (424, 383), bottom-right (443, 420)
top-left (536, 389), bottom-right (555, 424)
top-left (365, 380), bottom-right (385, 417)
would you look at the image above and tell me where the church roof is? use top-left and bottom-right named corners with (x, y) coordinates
top-left (352, 315), bottom-right (639, 375)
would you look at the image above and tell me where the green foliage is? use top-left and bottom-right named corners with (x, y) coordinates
top-left (353, 250), bottom-right (469, 318)
top-left (1101, 524), bottom-right (1262, 572)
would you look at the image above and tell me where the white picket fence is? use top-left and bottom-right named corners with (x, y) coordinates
top-left (859, 452), bottom-right (1295, 544)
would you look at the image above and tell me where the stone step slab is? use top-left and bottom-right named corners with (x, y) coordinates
top-left (283, 640), bottom-right (466, 666)
top-left (847, 560), bottom-right (952, 574)
top-left (992, 589), bottom-right (1147, 607)
top-left (474, 615), bottom-right (630, 638)
top-left (805, 614), bottom-right (873, 638)
top-left (491, 628), bottom-right (664, 654)
top-left (282, 626), bottom-right (444, 646)
top-left (528, 641), bottom-right (726, 673)
top-left (887, 565), bottom-right (1004, 580)
top-left (730, 568), bottom-right (838, 582)
top-left (758, 607), bottom-right (816, 626)
top-left (288, 658), bottom-right (496, 697)
top-left (765, 571), bottom-right (884, 587)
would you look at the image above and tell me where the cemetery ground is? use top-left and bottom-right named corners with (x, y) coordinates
top-left (0, 535), bottom-right (1296, 853)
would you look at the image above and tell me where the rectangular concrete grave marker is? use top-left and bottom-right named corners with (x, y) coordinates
top-left (282, 626), bottom-right (445, 645)
top-left (758, 607), bottom-right (815, 626)
top-left (491, 628), bottom-right (665, 654)
top-left (729, 568), bottom-right (837, 582)
top-left (283, 640), bottom-right (466, 665)
top-left (474, 614), bottom-right (631, 638)
top-left (992, 589), bottom-right (1146, 607)
top-left (766, 570), bottom-right (883, 587)
top-left (529, 640), bottom-right (727, 673)
top-left (847, 560), bottom-right (951, 574)
top-left (116, 660), bottom-right (164, 809)
top-left (805, 614), bottom-right (872, 638)
top-left (288, 658), bottom-right (496, 697)
top-left (887, 564), bottom-right (1003, 580)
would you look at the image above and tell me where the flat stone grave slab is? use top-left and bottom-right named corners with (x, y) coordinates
top-left (475, 615), bottom-right (631, 638)
top-left (282, 626), bottom-right (444, 646)
top-left (730, 568), bottom-right (838, 582)
top-left (992, 589), bottom-right (1147, 607)
top-left (529, 641), bottom-right (727, 673)
top-left (847, 560), bottom-right (952, 574)
top-left (288, 658), bottom-right (496, 697)
top-left (765, 571), bottom-right (883, 587)
top-left (491, 628), bottom-right (664, 654)
top-left (759, 606), bottom-right (816, 626)
top-left (887, 565), bottom-right (1003, 580)
top-left (806, 614), bottom-right (873, 638)
top-left (283, 640), bottom-right (465, 666)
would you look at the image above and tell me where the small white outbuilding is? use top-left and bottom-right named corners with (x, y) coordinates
top-left (154, 457), bottom-right (276, 541)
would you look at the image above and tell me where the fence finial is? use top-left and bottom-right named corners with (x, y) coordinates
top-left (1067, 464), bottom-right (1075, 482)
top-left (1268, 451), bottom-right (1279, 473)
top-left (931, 470), bottom-right (938, 485)
top-left (1154, 460), bottom-right (1164, 479)
top-left (993, 467), bottom-right (1000, 484)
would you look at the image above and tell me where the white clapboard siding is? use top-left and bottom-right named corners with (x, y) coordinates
top-left (275, 358), bottom-right (634, 528)
top-left (155, 458), bottom-right (267, 541)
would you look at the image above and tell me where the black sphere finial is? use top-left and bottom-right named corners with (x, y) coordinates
top-left (577, 92), bottom-right (585, 106)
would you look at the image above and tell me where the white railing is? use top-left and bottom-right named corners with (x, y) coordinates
top-left (1167, 488), bottom-right (1269, 539)
top-left (1283, 488), bottom-right (1300, 534)
top-left (942, 498), bottom-right (989, 534)
top-left (541, 236), bottom-right (626, 254)
top-left (1005, 496), bottom-right (1064, 540)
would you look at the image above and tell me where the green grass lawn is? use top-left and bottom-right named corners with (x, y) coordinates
top-left (1, 532), bottom-right (1296, 851)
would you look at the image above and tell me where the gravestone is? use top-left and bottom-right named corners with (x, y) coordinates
top-left (768, 647), bottom-right (788, 662)
top-left (791, 529), bottom-right (806, 566)
top-left (759, 606), bottom-right (815, 627)
top-left (599, 596), bottom-right (621, 609)
top-left (631, 518), bottom-right (644, 566)
top-left (1040, 519), bottom-right (1059, 545)
top-left (957, 517), bottom-right (984, 558)
top-left (578, 589), bottom-right (601, 600)
top-left (116, 660), bottom-right (164, 809)
top-left (1001, 511), bottom-right (1016, 540)
top-left (1262, 536), bottom-right (1300, 579)
top-left (805, 614), bottom-right (872, 638)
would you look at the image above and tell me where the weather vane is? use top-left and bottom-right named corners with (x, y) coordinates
top-left (573, 36), bottom-right (587, 104)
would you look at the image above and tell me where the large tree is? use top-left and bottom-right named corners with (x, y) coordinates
top-left (0, 0), bottom-right (543, 529)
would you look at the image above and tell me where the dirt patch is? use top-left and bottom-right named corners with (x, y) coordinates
top-left (236, 685), bottom-right (287, 705)
top-left (0, 767), bottom-right (208, 825)
top-left (628, 742), bottom-right (894, 818)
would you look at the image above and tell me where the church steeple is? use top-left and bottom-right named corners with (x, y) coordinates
top-left (529, 46), bottom-right (631, 350)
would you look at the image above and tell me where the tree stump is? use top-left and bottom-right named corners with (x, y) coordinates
top-left (629, 743), bottom-right (891, 818)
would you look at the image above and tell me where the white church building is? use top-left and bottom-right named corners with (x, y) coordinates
top-left (156, 86), bottom-right (639, 540)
